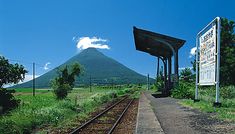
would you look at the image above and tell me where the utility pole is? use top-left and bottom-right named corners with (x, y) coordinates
top-left (33, 62), bottom-right (35, 96)
top-left (89, 75), bottom-right (92, 92)
top-left (147, 74), bottom-right (150, 90)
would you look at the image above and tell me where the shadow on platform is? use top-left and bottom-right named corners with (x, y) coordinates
top-left (151, 93), bottom-right (169, 98)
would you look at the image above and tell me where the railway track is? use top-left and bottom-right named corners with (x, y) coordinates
top-left (70, 96), bottom-right (134, 134)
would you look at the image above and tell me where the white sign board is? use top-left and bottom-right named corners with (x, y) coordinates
top-left (195, 17), bottom-right (221, 104)
top-left (199, 25), bottom-right (216, 85)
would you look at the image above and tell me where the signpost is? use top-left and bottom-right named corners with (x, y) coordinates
top-left (195, 17), bottom-right (221, 107)
top-left (199, 25), bottom-right (216, 85)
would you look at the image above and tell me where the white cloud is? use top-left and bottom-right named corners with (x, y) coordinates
top-left (75, 36), bottom-right (110, 50)
top-left (189, 47), bottom-right (197, 58)
top-left (72, 36), bottom-right (76, 41)
top-left (44, 62), bottom-right (51, 70)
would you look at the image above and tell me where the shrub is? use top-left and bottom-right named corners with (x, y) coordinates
top-left (53, 84), bottom-right (72, 99)
top-left (154, 76), bottom-right (164, 92)
top-left (220, 86), bottom-right (235, 99)
top-left (116, 90), bottom-right (125, 96)
top-left (171, 82), bottom-right (194, 99)
top-left (0, 119), bottom-right (19, 134)
top-left (0, 88), bottom-right (20, 114)
top-left (99, 94), bottom-right (111, 103)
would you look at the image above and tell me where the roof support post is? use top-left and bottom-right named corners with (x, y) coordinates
top-left (175, 50), bottom-right (179, 85)
top-left (168, 56), bottom-right (172, 91)
top-left (153, 38), bottom-right (177, 82)
top-left (163, 58), bottom-right (167, 95)
top-left (156, 57), bottom-right (160, 78)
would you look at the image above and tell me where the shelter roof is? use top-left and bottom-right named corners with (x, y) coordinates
top-left (133, 27), bottom-right (186, 58)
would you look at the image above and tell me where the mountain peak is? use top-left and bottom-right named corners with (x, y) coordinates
top-left (80, 47), bottom-right (100, 53)
top-left (83, 47), bottom-right (98, 51)
top-left (78, 47), bottom-right (104, 57)
top-left (13, 47), bottom-right (153, 88)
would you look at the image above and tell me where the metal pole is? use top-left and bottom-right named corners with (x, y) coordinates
top-left (163, 59), bottom-right (167, 94)
top-left (168, 57), bottom-right (172, 90)
top-left (89, 75), bottom-right (92, 92)
top-left (33, 62), bottom-right (35, 96)
top-left (215, 17), bottom-right (221, 104)
top-left (157, 57), bottom-right (160, 78)
top-left (174, 51), bottom-right (177, 87)
top-left (176, 50), bottom-right (179, 85)
top-left (147, 74), bottom-right (149, 90)
top-left (195, 35), bottom-right (199, 101)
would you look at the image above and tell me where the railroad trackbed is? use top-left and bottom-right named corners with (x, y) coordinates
top-left (70, 96), bottom-right (134, 134)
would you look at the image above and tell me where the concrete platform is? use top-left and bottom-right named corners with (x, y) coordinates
top-left (135, 93), bottom-right (164, 134)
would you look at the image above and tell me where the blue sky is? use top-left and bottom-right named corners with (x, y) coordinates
top-left (1, 0), bottom-right (235, 80)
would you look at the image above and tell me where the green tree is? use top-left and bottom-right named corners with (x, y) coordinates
top-left (180, 68), bottom-right (192, 82)
top-left (220, 18), bottom-right (235, 85)
top-left (191, 58), bottom-right (196, 72)
top-left (155, 66), bottom-right (164, 91)
top-left (0, 56), bottom-right (28, 114)
top-left (51, 63), bottom-right (82, 99)
top-left (0, 56), bottom-right (28, 88)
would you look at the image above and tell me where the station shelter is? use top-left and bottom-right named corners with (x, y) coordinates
top-left (133, 27), bottom-right (186, 95)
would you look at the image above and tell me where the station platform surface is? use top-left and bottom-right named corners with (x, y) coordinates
top-left (135, 92), bottom-right (164, 134)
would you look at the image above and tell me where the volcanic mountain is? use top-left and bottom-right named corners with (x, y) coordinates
top-left (14, 48), bottom-right (153, 88)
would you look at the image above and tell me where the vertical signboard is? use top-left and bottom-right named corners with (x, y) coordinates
top-left (195, 17), bottom-right (221, 106)
top-left (199, 25), bottom-right (216, 85)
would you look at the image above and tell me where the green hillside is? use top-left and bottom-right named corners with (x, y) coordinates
top-left (13, 48), bottom-right (154, 88)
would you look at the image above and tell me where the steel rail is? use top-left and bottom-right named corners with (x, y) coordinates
top-left (69, 96), bottom-right (128, 134)
top-left (108, 99), bottom-right (134, 134)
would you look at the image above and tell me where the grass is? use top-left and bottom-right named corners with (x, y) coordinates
top-left (168, 81), bottom-right (235, 122)
top-left (10, 88), bottom-right (51, 93)
top-left (130, 89), bottom-right (141, 99)
top-left (178, 86), bottom-right (235, 122)
top-left (0, 87), bottom-right (135, 134)
top-left (180, 99), bottom-right (235, 122)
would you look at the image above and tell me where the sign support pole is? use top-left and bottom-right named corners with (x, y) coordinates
top-left (214, 17), bottom-right (221, 107)
top-left (194, 36), bottom-right (200, 102)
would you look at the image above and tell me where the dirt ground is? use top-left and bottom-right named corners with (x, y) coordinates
top-left (144, 92), bottom-right (235, 134)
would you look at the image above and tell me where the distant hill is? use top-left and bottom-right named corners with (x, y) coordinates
top-left (13, 48), bottom-right (154, 88)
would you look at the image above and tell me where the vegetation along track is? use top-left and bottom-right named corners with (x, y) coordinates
top-left (70, 96), bottom-right (134, 134)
